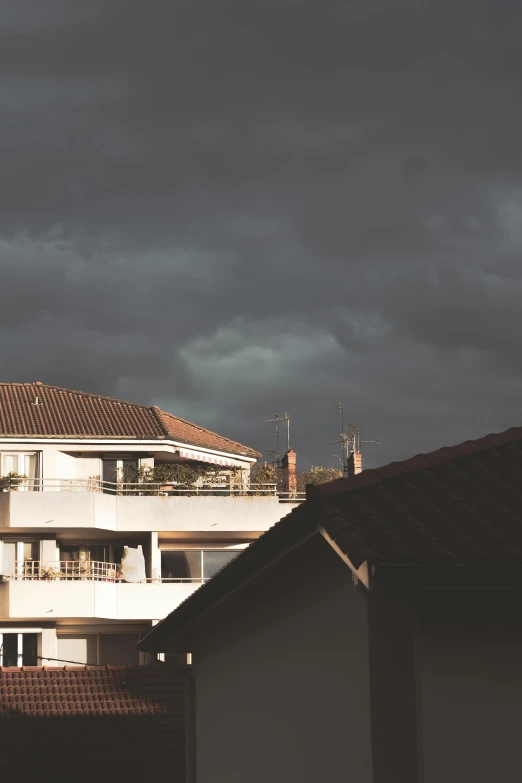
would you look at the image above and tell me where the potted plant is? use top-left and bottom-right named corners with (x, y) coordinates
top-left (0, 471), bottom-right (28, 491)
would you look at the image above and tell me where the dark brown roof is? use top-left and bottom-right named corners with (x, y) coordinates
top-left (315, 426), bottom-right (522, 567)
top-left (0, 382), bottom-right (260, 458)
top-left (0, 665), bottom-right (188, 783)
top-left (139, 426), bottom-right (522, 650)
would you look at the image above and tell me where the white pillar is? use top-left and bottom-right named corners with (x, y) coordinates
top-left (40, 539), bottom-right (57, 565)
top-left (39, 628), bottom-right (58, 666)
top-left (151, 532), bottom-right (161, 582)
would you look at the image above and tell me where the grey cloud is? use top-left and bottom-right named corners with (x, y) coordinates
top-left (1, 0), bottom-right (522, 467)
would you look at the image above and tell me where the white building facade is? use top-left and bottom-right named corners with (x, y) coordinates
top-left (0, 382), bottom-right (301, 667)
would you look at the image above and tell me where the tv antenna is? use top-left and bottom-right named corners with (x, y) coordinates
top-left (265, 414), bottom-right (282, 466)
top-left (265, 412), bottom-right (291, 466)
top-left (282, 412), bottom-right (290, 451)
top-left (328, 403), bottom-right (381, 477)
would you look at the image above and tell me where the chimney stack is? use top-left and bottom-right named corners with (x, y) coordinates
top-left (347, 450), bottom-right (363, 477)
top-left (281, 448), bottom-right (297, 496)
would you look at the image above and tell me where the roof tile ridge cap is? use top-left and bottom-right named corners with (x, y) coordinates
top-left (150, 404), bottom-right (171, 437)
top-left (157, 408), bottom-right (259, 452)
top-left (317, 426), bottom-right (522, 498)
top-left (23, 383), bottom-right (155, 410)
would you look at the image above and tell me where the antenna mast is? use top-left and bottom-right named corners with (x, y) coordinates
top-left (328, 404), bottom-right (381, 477)
top-left (265, 414), bottom-right (282, 466)
top-left (282, 412), bottom-right (290, 452)
top-left (265, 412), bottom-right (291, 466)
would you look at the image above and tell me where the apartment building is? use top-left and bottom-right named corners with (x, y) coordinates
top-left (0, 382), bottom-right (302, 668)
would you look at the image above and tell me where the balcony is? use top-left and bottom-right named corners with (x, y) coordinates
top-left (0, 478), bottom-right (304, 532)
top-left (0, 560), bottom-right (204, 621)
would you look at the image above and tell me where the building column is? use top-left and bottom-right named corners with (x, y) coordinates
top-left (151, 532), bottom-right (161, 582)
top-left (39, 628), bottom-right (58, 666)
top-left (368, 593), bottom-right (419, 783)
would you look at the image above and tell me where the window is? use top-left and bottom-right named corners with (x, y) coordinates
top-left (1, 541), bottom-right (39, 576)
top-left (202, 550), bottom-right (239, 580)
top-left (102, 458), bottom-right (139, 493)
top-left (0, 632), bottom-right (38, 666)
top-left (160, 549), bottom-right (240, 581)
top-left (1, 453), bottom-right (38, 490)
top-left (161, 551), bottom-right (202, 580)
top-left (59, 545), bottom-right (109, 563)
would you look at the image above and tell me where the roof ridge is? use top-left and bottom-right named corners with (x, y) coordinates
top-left (0, 382), bottom-right (152, 410)
top-left (158, 408), bottom-right (258, 451)
top-left (311, 426), bottom-right (522, 500)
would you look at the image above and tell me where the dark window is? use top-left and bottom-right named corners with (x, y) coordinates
top-left (0, 633), bottom-right (38, 666)
top-left (161, 551), bottom-right (202, 580)
top-left (23, 633), bottom-right (38, 666)
top-left (202, 550), bottom-right (240, 580)
top-left (102, 459), bottom-right (118, 486)
top-left (2, 634), bottom-right (18, 667)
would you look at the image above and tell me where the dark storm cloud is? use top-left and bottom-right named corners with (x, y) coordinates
top-left (1, 0), bottom-right (522, 467)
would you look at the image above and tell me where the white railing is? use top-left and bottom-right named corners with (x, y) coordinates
top-left (1, 477), bottom-right (306, 501)
top-left (6, 561), bottom-right (212, 584)
top-left (9, 560), bottom-right (119, 581)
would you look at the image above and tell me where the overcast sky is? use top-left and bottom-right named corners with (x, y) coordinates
top-left (1, 0), bottom-right (522, 469)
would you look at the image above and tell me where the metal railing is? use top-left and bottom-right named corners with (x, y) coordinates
top-left (6, 562), bottom-right (212, 584)
top-left (1, 477), bottom-right (306, 501)
top-left (9, 560), bottom-right (119, 581)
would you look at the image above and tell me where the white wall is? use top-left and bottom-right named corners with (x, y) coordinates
top-left (418, 609), bottom-right (522, 783)
top-left (75, 457), bottom-right (101, 479)
top-left (3, 492), bottom-right (298, 532)
top-left (184, 537), bottom-right (373, 783)
top-left (1, 579), bottom-right (201, 621)
top-left (55, 451), bottom-right (77, 480)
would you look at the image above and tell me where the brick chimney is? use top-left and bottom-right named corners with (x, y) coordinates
top-left (281, 448), bottom-right (297, 496)
top-left (347, 450), bottom-right (363, 476)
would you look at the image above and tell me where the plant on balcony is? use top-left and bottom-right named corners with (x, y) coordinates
top-left (135, 463), bottom-right (245, 496)
top-left (0, 471), bottom-right (28, 491)
top-left (249, 462), bottom-right (343, 495)
top-left (38, 566), bottom-right (62, 580)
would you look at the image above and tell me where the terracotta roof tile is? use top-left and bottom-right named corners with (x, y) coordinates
top-left (0, 665), bottom-right (188, 783)
top-left (0, 382), bottom-right (260, 458)
top-left (314, 427), bottom-right (522, 567)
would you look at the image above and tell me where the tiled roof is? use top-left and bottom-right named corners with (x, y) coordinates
top-left (0, 665), bottom-right (188, 783)
top-left (314, 426), bottom-right (522, 567)
top-left (139, 426), bottom-right (522, 650)
top-left (0, 382), bottom-right (260, 458)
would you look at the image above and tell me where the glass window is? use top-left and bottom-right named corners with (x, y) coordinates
top-left (202, 550), bottom-right (240, 580)
top-left (0, 633), bottom-right (37, 666)
top-left (23, 542), bottom-right (38, 561)
top-left (22, 633), bottom-right (37, 666)
top-left (2, 634), bottom-right (18, 667)
top-left (161, 551), bottom-right (202, 580)
top-left (2, 454), bottom-right (18, 474)
top-left (1, 453), bottom-right (38, 490)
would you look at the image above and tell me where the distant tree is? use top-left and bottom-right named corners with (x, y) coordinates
top-left (250, 462), bottom-right (342, 494)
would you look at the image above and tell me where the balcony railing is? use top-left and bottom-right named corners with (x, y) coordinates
top-left (6, 561), bottom-right (209, 584)
top-left (9, 560), bottom-right (119, 581)
top-left (1, 477), bottom-right (305, 501)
